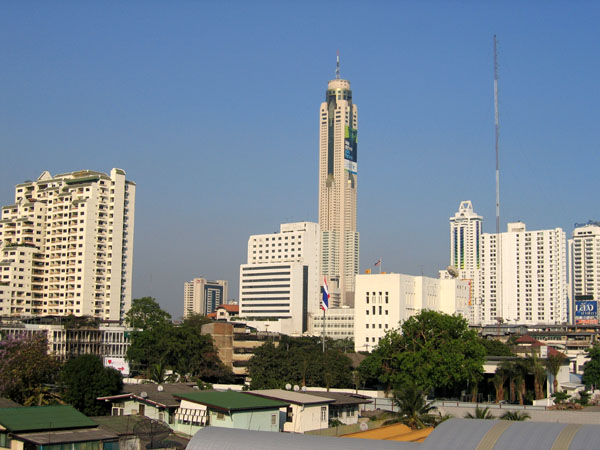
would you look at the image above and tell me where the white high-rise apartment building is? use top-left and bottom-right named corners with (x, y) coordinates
top-left (354, 273), bottom-right (470, 352)
top-left (183, 278), bottom-right (228, 318)
top-left (569, 222), bottom-right (600, 322)
top-left (449, 201), bottom-right (483, 323)
top-left (480, 222), bottom-right (567, 325)
top-left (0, 169), bottom-right (135, 321)
top-left (318, 61), bottom-right (359, 308)
top-left (239, 222), bottom-right (320, 335)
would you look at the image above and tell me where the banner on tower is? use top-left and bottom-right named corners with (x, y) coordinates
top-left (575, 298), bottom-right (598, 325)
top-left (344, 126), bottom-right (358, 174)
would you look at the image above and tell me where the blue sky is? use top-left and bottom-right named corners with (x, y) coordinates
top-left (2, 1), bottom-right (599, 318)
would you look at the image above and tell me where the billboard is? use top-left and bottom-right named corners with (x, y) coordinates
top-left (344, 126), bottom-right (358, 174)
top-left (575, 299), bottom-right (598, 325)
top-left (104, 357), bottom-right (131, 377)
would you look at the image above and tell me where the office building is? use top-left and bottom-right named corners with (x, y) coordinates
top-left (480, 222), bottom-right (568, 325)
top-left (569, 222), bottom-right (600, 324)
top-left (449, 200), bottom-right (483, 323)
top-left (308, 306), bottom-right (354, 340)
top-left (183, 278), bottom-right (228, 318)
top-left (0, 169), bottom-right (135, 321)
top-left (354, 273), bottom-right (470, 352)
top-left (239, 222), bottom-right (320, 335)
top-left (318, 59), bottom-right (359, 307)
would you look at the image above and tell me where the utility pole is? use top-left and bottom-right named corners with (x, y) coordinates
top-left (494, 35), bottom-right (504, 325)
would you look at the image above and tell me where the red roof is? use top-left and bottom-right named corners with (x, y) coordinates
top-left (218, 304), bottom-right (239, 313)
top-left (515, 334), bottom-right (541, 345)
top-left (207, 312), bottom-right (217, 319)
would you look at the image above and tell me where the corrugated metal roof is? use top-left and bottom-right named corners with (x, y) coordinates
top-left (174, 391), bottom-right (288, 412)
top-left (98, 383), bottom-right (197, 408)
top-left (0, 405), bottom-right (97, 432)
top-left (186, 426), bottom-right (418, 450)
top-left (247, 389), bottom-right (335, 405)
top-left (14, 427), bottom-right (118, 445)
top-left (306, 391), bottom-right (372, 406)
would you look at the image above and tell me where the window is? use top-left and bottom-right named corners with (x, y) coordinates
top-left (321, 406), bottom-right (327, 421)
top-left (271, 413), bottom-right (277, 425)
top-left (217, 412), bottom-right (225, 420)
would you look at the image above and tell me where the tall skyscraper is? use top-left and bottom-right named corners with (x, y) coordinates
top-left (183, 278), bottom-right (228, 318)
top-left (318, 56), bottom-right (359, 307)
top-left (569, 222), bottom-right (600, 324)
top-left (480, 222), bottom-right (568, 325)
top-left (0, 169), bottom-right (135, 321)
top-left (449, 201), bottom-right (483, 323)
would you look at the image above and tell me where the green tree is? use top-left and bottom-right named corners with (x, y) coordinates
top-left (125, 297), bottom-right (171, 330)
top-left (481, 338), bottom-right (514, 357)
top-left (359, 311), bottom-right (486, 395)
top-left (60, 354), bottom-right (123, 416)
top-left (491, 369), bottom-right (507, 403)
top-left (464, 406), bottom-right (495, 419)
top-left (247, 336), bottom-right (353, 389)
top-left (527, 351), bottom-right (547, 400)
top-left (582, 345), bottom-right (600, 389)
top-left (551, 390), bottom-right (569, 404)
top-left (500, 411), bottom-right (530, 421)
top-left (0, 334), bottom-right (60, 405)
top-left (391, 381), bottom-right (438, 429)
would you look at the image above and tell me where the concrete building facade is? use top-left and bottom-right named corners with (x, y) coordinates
top-left (569, 222), bottom-right (600, 324)
top-left (480, 222), bottom-right (568, 326)
top-left (318, 65), bottom-right (359, 308)
top-left (354, 273), bottom-right (470, 352)
top-left (184, 278), bottom-right (228, 318)
top-left (449, 201), bottom-right (483, 323)
top-left (238, 222), bottom-right (320, 335)
top-left (0, 169), bottom-right (135, 321)
top-left (308, 306), bottom-right (354, 340)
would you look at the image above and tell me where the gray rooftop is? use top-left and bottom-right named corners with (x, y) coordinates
top-left (186, 426), bottom-right (417, 450)
top-left (306, 391), bottom-right (372, 406)
top-left (98, 383), bottom-right (197, 408)
top-left (247, 389), bottom-right (335, 405)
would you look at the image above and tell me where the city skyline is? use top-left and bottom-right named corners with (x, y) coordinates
top-left (2, 2), bottom-right (599, 317)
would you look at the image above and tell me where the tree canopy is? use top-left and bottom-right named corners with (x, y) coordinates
top-left (126, 306), bottom-right (233, 383)
top-left (60, 354), bottom-right (123, 416)
top-left (358, 310), bottom-right (485, 395)
top-left (582, 344), bottom-right (600, 389)
top-left (0, 334), bottom-right (60, 405)
top-left (125, 297), bottom-right (171, 330)
top-left (247, 336), bottom-right (353, 389)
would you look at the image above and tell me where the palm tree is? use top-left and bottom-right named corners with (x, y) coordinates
top-left (464, 406), bottom-right (495, 419)
top-left (546, 352), bottom-right (566, 394)
top-left (527, 351), bottom-right (547, 400)
top-left (500, 361), bottom-right (517, 403)
top-left (392, 382), bottom-right (438, 430)
top-left (491, 369), bottom-right (507, 403)
top-left (500, 411), bottom-right (530, 421)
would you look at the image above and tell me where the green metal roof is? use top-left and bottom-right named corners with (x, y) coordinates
top-left (0, 405), bottom-right (97, 432)
top-left (175, 391), bottom-right (288, 413)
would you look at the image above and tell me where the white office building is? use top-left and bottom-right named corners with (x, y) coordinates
top-left (308, 306), bottom-right (354, 340)
top-left (239, 222), bottom-right (320, 335)
top-left (318, 61), bottom-right (359, 308)
top-left (0, 169), bottom-right (135, 321)
top-left (183, 278), bottom-right (228, 318)
top-left (354, 273), bottom-right (470, 352)
top-left (569, 222), bottom-right (600, 323)
top-left (449, 201), bottom-right (482, 323)
top-left (480, 222), bottom-right (568, 326)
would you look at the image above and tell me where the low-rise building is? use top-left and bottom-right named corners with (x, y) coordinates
top-left (247, 389), bottom-right (334, 433)
top-left (0, 405), bottom-right (118, 450)
top-left (306, 391), bottom-right (371, 425)
top-left (173, 391), bottom-right (288, 435)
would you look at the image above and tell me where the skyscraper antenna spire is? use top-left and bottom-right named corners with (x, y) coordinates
top-left (336, 50), bottom-right (340, 79)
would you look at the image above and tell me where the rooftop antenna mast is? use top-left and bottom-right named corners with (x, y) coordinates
top-left (336, 50), bottom-right (340, 79)
top-left (494, 35), bottom-right (500, 235)
top-left (494, 35), bottom-right (503, 326)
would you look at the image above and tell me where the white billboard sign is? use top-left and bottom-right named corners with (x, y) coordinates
top-left (103, 357), bottom-right (130, 377)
